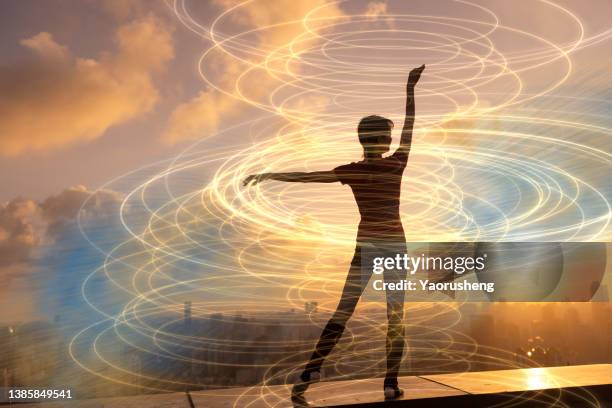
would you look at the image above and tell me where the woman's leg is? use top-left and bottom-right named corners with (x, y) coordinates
top-left (383, 262), bottom-right (406, 388)
top-left (302, 246), bottom-right (367, 378)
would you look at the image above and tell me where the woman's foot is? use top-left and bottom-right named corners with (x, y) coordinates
top-left (290, 390), bottom-right (310, 408)
top-left (291, 371), bottom-right (320, 406)
top-left (384, 386), bottom-right (404, 400)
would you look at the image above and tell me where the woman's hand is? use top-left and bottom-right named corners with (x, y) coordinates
top-left (243, 173), bottom-right (270, 186)
top-left (407, 64), bottom-right (425, 88)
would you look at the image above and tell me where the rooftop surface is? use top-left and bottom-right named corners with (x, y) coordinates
top-left (7, 364), bottom-right (612, 407)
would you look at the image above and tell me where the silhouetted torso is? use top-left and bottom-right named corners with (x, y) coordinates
top-left (334, 150), bottom-right (408, 241)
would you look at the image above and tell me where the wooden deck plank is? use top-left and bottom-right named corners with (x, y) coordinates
top-left (189, 376), bottom-right (465, 407)
top-left (421, 364), bottom-right (612, 394)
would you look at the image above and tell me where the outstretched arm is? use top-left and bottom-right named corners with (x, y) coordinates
top-left (243, 170), bottom-right (338, 186)
top-left (396, 64), bottom-right (425, 157)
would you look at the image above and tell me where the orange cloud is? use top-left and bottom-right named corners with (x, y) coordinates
top-left (162, 0), bottom-right (345, 143)
top-left (0, 14), bottom-right (173, 156)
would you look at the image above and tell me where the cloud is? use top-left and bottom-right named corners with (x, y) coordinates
top-left (162, 0), bottom-right (345, 143)
top-left (0, 14), bottom-right (174, 156)
top-left (0, 198), bottom-right (43, 268)
top-left (0, 186), bottom-right (123, 321)
top-left (363, 2), bottom-right (396, 29)
top-left (41, 185), bottom-right (124, 237)
top-left (20, 32), bottom-right (70, 62)
top-left (365, 1), bottom-right (388, 18)
top-left (163, 54), bottom-right (246, 143)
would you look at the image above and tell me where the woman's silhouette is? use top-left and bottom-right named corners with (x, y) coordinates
top-left (244, 65), bottom-right (425, 404)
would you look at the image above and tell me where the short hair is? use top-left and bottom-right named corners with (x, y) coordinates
top-left (357, 115), bottom-right (394, 145)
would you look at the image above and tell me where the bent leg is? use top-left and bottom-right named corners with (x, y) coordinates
top-left (303, 246), bottom-right (367, 377)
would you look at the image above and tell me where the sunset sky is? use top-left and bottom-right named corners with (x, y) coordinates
top-left (0, 0), bottom-right (610, 199)
top-left (1, 0), bottom-right (611, 322)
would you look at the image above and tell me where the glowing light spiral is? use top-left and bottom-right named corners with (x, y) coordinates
top-left (69, 1), bottom-right (610, 406)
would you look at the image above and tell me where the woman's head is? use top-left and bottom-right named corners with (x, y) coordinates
top-left (358, 115), bottom-right (394, 156)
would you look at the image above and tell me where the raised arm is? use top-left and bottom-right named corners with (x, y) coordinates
top-left (243, 170), bottom-right (338, 186)
top-left (396, 64), bottom-right (425, 157)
